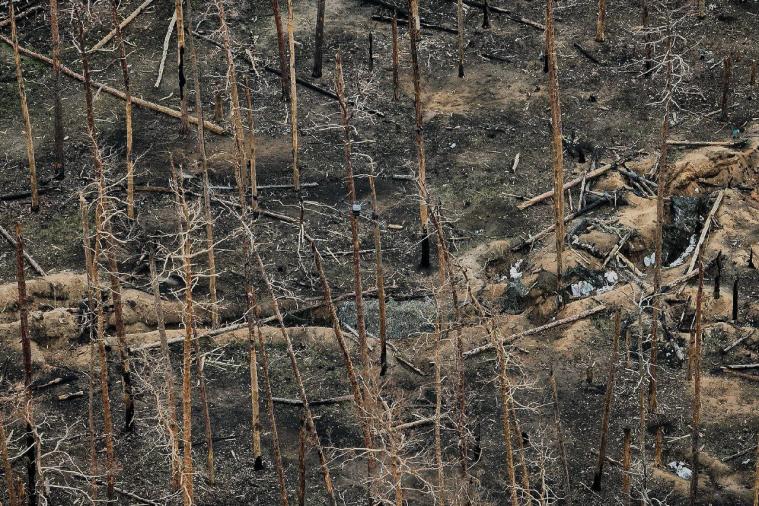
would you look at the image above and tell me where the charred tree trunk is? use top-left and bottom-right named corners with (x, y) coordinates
top-left (193, 345), bottom-right (215, 484)
top-left (272, 0), bottom-right (290, 99)
top-left (175, 0), bottom-right (188, 131)
top-left (732, 278), bottom-right (739, 322)
top-left (49, 0), bottom-right (64, 181)
top-left (392, 12), bottom-right (400, 101)
top-left (0, 412), bottom-right (19, 506)
top-left (149, 253), bottom-right (181, 489)
top-left (482, 0), bottom-right (491, 28)
top-left (244, 78), bottom-right (259, 211)
top-left (457, 0), bottom-right (465, 77)
top-left (720, 54), bottom-right (732, 121)
top-left (286, 0), bottom-right (300, 192)
top-left (298, 413), bottom-right (307, 506)
top-left (592, 309), bottom-right (621, 490)
top-left (750, 60), bottom-right (757, 86)
top-left (408, 0), bottom-right (431, 269)
top-left (243, 245), bottom-right (264, 470)
top-left (649, 34), bottom-right (673, 414)
top-left (546, 0), bottom-right (564, 292)
top-left (368, 167), bottom-right (388, 376)
top-left (369, 32), bottom-right (374, 72)
top-left (622, 427), bottom-right (632, 506)
top-left (595, 0), bottom-right (606, 42)
top-left (549, 368), bottom-right (572, 505)
top-left (9, 2), bottom-right (38, 213)
top-left (432, 302), bottom-right (447, 505)
top-left (689, 262), bottom-right (704, 506)
top-left (214, 0), bottom-right (248, 211)
top-left (202, 171), bottom-right (220, 328)
top-left (312, 0), bottom-right (326, 78)
top-left (642, 0), bottom-right (652, 73)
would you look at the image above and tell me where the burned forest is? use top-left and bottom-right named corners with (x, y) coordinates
top-left (1, 0), bottom-right (759, 504)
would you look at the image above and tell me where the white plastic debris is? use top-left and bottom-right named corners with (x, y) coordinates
top-left (644, 252), bottom-right (656, 267)
top-left (510, 259), bottom-right (524, 280)
top-left (604, 271), bottom-right (619, 285)
top-left (668, 461), bottom-right (692, 480)
top-left (450, 142), bottom-right (457, 149)
top-left (571, 280), bottom-right (595, 298)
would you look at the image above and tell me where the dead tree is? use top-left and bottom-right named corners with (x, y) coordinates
top-left (649, 34), bottom-right (673, 414)
top-left (49, 0), bottom-right (64, 180)
top-left (312, 0), bottom-right (326, 77)
top-left (271, 0), bottom-right (290, 98)
top-left (752, 433), bottom-right (758, 506)
top-left (546, 0), bottom-right (564, 291)
top-left (392, 12), bottom-right (400, 101)
top-left (595, 0), bottom-right (606, 42)
top-left (214, 0), bottom-right (248, 211)
top-left (549, 367), bottom-right (571, 505)
top-left (335, 53), bottom-right (370, 370)
top-left (457, 0), bottom-right (464, 77)
top-left (368, 165), bottom-right (388, 375)
top-left (510, 396), bottom-right (532, 504)
top-left (0, 412), bottom-right (18, 506)
top-left (482, 0), bottom-right (491, 28)
top-left (591, 309), bottom-right (621, 490)
top-left (243, 246), bottom-right (264, 470)
top-left (250, 239), bottom-right (338, 505)
top-left (298, 413), bottom-right (307, 505)
top-left (15, 223), bottom-right (39, 505)
top-left (720, 54), bottom-right (732, 121)
top-left (689, 262), bottom-right (704, 506)
top-left (175, 0), bottom-right (189, 131)
top-left (109, 0), bottom-right (135, 219)
top-left (408, 0), bottom-right (431, 269)
top-left (286, 0), bottom-right (301, 191)
top-left (750, 60), bottom-right (757, 86)
top-left (193, 343), bottom-right (215, 484)
top-left (9, 2), bottom-right (38, 212)
top-left (76, 13), bottom-right (117, 496)
top-left (432, 300), bottom-right (447, 505)
top-left (149, 254), bottom-right (181, 488)
top-left (622, 427), bottom-right (632, 506)
top-left (642, 0), bottom-right (652, 73)
top-left (244, 78), bottom-right (259, 210)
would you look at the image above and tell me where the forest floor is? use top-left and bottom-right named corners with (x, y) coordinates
top-left (0, 0), bottom-right (758, 504)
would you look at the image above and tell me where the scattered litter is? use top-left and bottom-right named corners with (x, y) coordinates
top-left (510, 259), bottom-right (524, 280)
top-left (668, 461), bottom-right (692, 480)
top-left (450, 142), bottom-right (457, 149)
top-left (604, 270), bottom-right (619, 284)
top-left (644, 252), bottom-right (656, 267)
top-left (387, 224), bottom-right (404, 230)
top-left (667, 234), bottom-right (696, 267)
top-left (571, 280), bottom-right (595, 298)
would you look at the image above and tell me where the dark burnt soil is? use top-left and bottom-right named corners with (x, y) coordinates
top-left (0, 0), bottom-right (758, 504)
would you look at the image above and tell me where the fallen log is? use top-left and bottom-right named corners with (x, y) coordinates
top-left (0, 4), bottom-right (43, 28)
top-left (31, 374), bottom-right (78, 391)
top-left (722, 332), bottom-right (750, 353)
top-left (363, 0), bottom-right (409, 17)
top-left (372, 14), bottom-right (458, 34)
top-left (91, 0), bottom-right (156, 51)
top-left (617, 167), bottom-right (658, 190)
top-left (0, 35), bottom-right (225, 135)
top-left (0, 223), bottom-right (47, 276)
top-left (667, 139), bottom-right (748, 148)
top-left (723, 363), bottom-right (759, 370)
top-left (272, 394), bottom-right (353, 406)
top-left (573, 42), bottom-right (602, 65)
top-left (56, 391), bottom-right (84, 401)
top-left (462, 0), bottom-right (544, 31)
top-left (721, 368), bottom-right (759, 383)
top-left (0, 185), bottom-right (59, 202)
top-left (686, 190), bottom-right (724, 275)
top-left (394, 416), bottom-right (435, 431)
top-left (464, 304), bottom-right (608, 358)
top-left (518, 161), bottom-right (617, 210)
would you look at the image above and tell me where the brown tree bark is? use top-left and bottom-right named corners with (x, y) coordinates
top-left (0, 411), bottom-right (18, 506)
top-left (286, 0), bottom-right (300, 191)
top-left (193, 344), bottom-right (215, 484)
top-left (408, 0), bottom-right (431, 269)
top-left (392, 12), bottom-right (400, 101)
top-left (545, 0), bottom-right (564, 291)
top-left (244, 78), bottom-right (259, 211)
top-left (622, 427), bottom-right (632, 506)
top-left (242, 238), bottom-right (263, 470)
top-left (149, 253), bottom-right (181, 489)
top-left (9, 2), bottom-right (38, 212)
top-left (312, 0), bottom-right (326, 78)
top-left (592, 309), bottom-right (621, 490)
top-left (368, 167), bottom-right (388, 375)
top-left (49, 0), bottom-right (64, 181)
top-left (720, 54), bottom-right (732, 121)
top-left (689, 262), bottom-right (704, 506)
top-left (272, 0), bottom-right (290, 98)
top-left (175, 0), bottom-right (189, 131)
top-left (595, 0), bottom-right (606, 42)
top-left (457, 0), bottom-right (465, 77)
top-left (549, 368), bottom-right (572, 505)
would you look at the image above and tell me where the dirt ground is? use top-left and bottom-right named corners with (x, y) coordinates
top-left (0, 0), bottom-right (758, 504)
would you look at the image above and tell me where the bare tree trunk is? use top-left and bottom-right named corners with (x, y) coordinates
top-left (149, 253), bottom-right (181, 489)
top-left (720, 54), bottom-right (732, 121)
top-left (244, 78), bottom-right (259, 211)
top-left (9, 2), bottom-right (38, 213)
top-left (298, 413), bottom-right (307, 506)
top-left (689, 262), bottom-right (704, 506)
top-left (243, 239), bottom-right (263, 470)
top-left (194, 346), bottom-right (215, 484)
top-left (622, 427), bottom-right (632, 506)
top-left (457, 0), bottom-right (464, 77)
top-left (595, 0), bottom-right (606, 42)
top-left (549, 368), bottom-right (571, 505)
top-left (75, 14), bottom-right (116, 497)
top-left (214, 0), bottom-right (248, 211)
top-left (432, 301), bottom-right (447, 505)
top-left (49, 0), bottom-right (64, 181)
top-left (392, 12), bottom-right (400, 101)
top-left (202, 171), bottom-right (220, 328)
top-left (250, 240), bottom-right (337, 505)
top-left (592, 309), bottom-right (621, 490)
top-left (286, 0), bottom-right (300, 191)
top-left (545, 0), bottom-right (564, 291)
top-left (750, 60), bottom-right (757, 86)
top-left (642, 0), bottom-right (652, 73)
top-left (312, 0), bottom-right (326, 78)
top-left (368, 167), bottom-right (388, 376)
top-left (510, 398), bottom-right (531, 505)
top-left (109, 0), bottom-right (135, 219)
top-left (637, 307), bottom-right (648, 504)
top-left (482, 0), bottom-right (491, 28)
top-left (0, 412), bottom-right (19, 506)
top-left (271, 0), bottom-right (290, 98)
top-left (649, 35), bottom-right (673, 414)
top-left (247, 267), bottom-right (289, 505)
top-left (175, 0), bottom-right (189, 131)
top-left (753, 431), bottom-right (759, 506)
top-left (408, 0), bottom-right (431, 269)
top-left (654, 426), bottom-right (663, 467)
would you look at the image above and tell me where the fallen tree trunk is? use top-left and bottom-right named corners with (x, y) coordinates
top-left (667, 139), bottom-right (748, 148)
top-left (0, 35), bottom-right (225, 135)
top-left (91, 0), bottom-right (155, 51)
top-left (372, 14), bottom-right (458, 34)
top-left (464, 304), bottom-right (608, 358)
top-left (686, 190), bottom-right (724, 275)
top-left (272, 395), bottom-right (353, 406)
top-left (0, 4), bottom-right (43, 28)
top-left (462, 0), bottom-right (544, 30)
top-left (518, 161), bottom-right (617, 209)
top-left (0, 223), bottom-right (46, 276)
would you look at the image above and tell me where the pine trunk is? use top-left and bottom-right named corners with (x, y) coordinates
top-left (546, 0), bottom-right (564, 291)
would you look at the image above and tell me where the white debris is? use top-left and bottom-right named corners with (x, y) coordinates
top-left (510, 259), bottom-right (524, 280)
top-left (644, 252), bottom-right (656, 267)
top-left (668, 461), bottom-right (692, 480)
top-left (571, 280), bottom-right (595, 298)
top-left (668, 235), bottom-right (696, 267)
top-left (604, 271), bottom-right (619, 285)
top-left (449, 142), bottom-right (457, 149)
